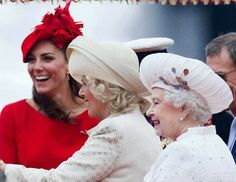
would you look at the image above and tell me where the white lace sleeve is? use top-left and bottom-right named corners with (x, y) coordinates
top-left (5, 125), bottom-right (120, 182)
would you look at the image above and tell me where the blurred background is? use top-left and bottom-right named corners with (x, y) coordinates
top-left (0, 1), bottom-right (236, 110)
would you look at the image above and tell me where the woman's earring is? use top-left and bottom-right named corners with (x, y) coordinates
top-left (179, 116), bottom-right (184, 121)
top-left (67, 72), bottom-right (70, 81)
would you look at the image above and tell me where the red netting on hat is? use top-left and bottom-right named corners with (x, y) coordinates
top-left (21, 1), bottom-right (83, 62)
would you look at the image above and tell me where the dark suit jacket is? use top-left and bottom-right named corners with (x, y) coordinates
top-left (212, 111), bottom-right (233, 144)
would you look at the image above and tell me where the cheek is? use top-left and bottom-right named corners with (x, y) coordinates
top-left (227, 82), bottom-right (236, 101)
top-left (154, 108), bottom-right (162, 117)
top-left (45, 60), bottom-right (67, 74)
top-left (53, 65), bottom-right (67, 77)
top-left (155, 105), bottom-right (168, 117)
top-left (84, 88), bottom-right (95, 101)
top-left (27, 64), bottom-right (32, 72)
top-left (228, 84), bottom-right (236, 104)
top-left (228, 82), bottom-right (236, 93)
top-left (158, 105), bottom-right (178, 125)
top-left (27, 65), bottom-right (34, 78)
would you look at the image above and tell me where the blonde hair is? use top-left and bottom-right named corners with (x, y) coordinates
top-left (86, 76), bottom-right (148, 114)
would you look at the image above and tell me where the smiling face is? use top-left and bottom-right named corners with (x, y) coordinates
top-left (26, 40), bottom-right (69, 97)
top-left (79, 76), bottom-right (110, 121)
top-left (146, 88), bottom-right (187, 140)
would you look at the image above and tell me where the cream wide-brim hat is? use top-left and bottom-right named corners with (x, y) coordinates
top-left (67, 36), bottom-right (150, 98)
top-left (139, 53), bottom-right (233, 114)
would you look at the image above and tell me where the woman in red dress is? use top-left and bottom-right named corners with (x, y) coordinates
top-left (0, 2), bottom-right (99, 169)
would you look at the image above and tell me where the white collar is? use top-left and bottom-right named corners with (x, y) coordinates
top-left (177, 125), bottom-right (216, 141)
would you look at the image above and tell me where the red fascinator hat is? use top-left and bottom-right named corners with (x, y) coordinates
top-left (21, 1), bottom-right (83, 62)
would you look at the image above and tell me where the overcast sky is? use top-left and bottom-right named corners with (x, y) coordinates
top-left (0, 1), bottom-right (165, 110)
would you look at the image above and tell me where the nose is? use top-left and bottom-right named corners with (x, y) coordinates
top-left (34, 60), bottom-right (43, 71)
top-left (146, 104), bottom-right (154, 117)
top-left (78, 86), bottom-right (85, 97)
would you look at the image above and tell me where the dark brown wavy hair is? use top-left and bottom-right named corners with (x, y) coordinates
top-left (32, 75), bottom-right (81, 122)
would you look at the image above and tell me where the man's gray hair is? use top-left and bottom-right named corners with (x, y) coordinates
top-left (205, 32), bottom-right (236, 67)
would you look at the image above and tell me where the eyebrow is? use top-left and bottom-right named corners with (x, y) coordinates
top-left (28, 52), bottom-right (55, 57)
top-left (41, 53), bottom-right (55, 56)
top-left (152, 97), bottom-right (161, 103)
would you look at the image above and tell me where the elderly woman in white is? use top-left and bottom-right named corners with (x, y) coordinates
top-left (0, 37), bottom-right (162, 182)
top-left (139, 53), bottom-right (236, 182)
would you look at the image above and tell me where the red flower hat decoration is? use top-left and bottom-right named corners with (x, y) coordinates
top-left (21, 1), bottom-right (83, 62)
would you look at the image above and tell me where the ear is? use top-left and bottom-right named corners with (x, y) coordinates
top-left (65, 64), bottom-right (69, 74)
top-left (227, 81), bottom-right (236, 97)
top-left (180, 105), bottom-right (190, 120)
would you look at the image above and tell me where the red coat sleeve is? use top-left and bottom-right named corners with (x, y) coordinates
top-left (0, 105), bottom-right (18, 164)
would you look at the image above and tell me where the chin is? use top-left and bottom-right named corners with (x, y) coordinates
top-left (36, 89), bottom-right (47, 93)
top-left (35, 88), bottom-right (51, 96)
top-left (35, 90), bottom-right (47, 95)
top-left (155, 129), bottom-right (162, 137)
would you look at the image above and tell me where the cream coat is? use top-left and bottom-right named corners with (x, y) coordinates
top-left (5, 107), bottom-right (162, 182)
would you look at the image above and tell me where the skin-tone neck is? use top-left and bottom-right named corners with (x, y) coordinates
top-left (51, 84), bottom-right (86, 116)
top-left (28, 83), bottom-right (86, 117)
top-left (97, 105), bottom-right (110, 121)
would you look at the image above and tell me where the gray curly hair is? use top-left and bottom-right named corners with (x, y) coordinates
top-left (86, 76), bottom-right (149, 114)
top-left (163, 89), bottom-right (211, 124)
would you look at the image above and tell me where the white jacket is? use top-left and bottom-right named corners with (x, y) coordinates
top-left (144, 126), bottom-right (236, 182)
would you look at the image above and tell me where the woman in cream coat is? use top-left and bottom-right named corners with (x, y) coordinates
top-left (0, 36), bottom-right (162, 182)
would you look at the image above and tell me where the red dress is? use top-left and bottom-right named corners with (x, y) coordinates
top-left (0, 99), bottom-right (99, 169)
